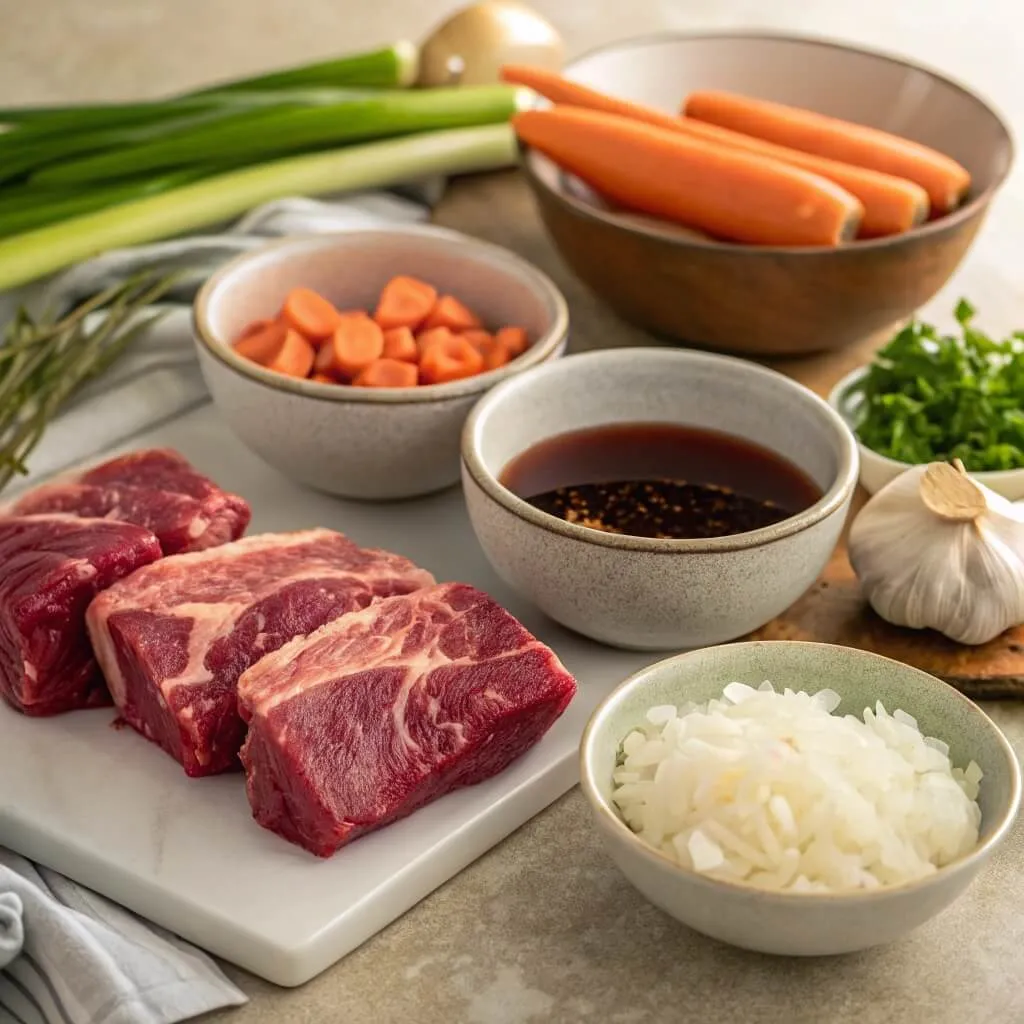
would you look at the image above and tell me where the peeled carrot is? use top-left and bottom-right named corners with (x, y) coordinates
top-left (325, 317), bottom-right (385, 378)
top-left (502, 65), bottom-right (927, 237)
top-left (670, 118), bottom-right (928, 238)
top-left (233, 319), bottom-right (287, 365)
top-left (373, 275), bottom-right (438, 330)
top-left (683, 90), bottom-right (970, 214)
top-left (310, 372), bottom-right (336, 384)
top-left (495, 326), bottom-right (528, 357)
top-left (501, 64), bottom-right (687, 132)
top-left (282, 287), bottom-right (343, 342)
top-left (422, 294), bottom-right (483, 332)
top-left (382, 326), bottom-right (419, 363)
top-left (353, 358), bottom-right (419, 388)
top-left (419, 333), bottom-right (485, 384)
top-left (265, 329), bottom-right (315, 378)
top-left (513, 107), bottom-right (864, 247)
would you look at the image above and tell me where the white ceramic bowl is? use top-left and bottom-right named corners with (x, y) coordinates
top-left (829, 366), bottom-right (1024, 500)
top-left (580, 641), bottom-right (1021, 957)
top-left (461, 347), bottom-right (859, 650)
top-left (193, 227), bottom-right (569, 500)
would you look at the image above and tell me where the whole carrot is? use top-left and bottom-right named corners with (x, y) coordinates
top-left (513, 107), bottom-right (864, 247)
top-left (683, 90), bottom-right (970, 214)
top-left (501, 64), bottom-right (686, 132)
top-left (503, 65), bottom-right (928, 237)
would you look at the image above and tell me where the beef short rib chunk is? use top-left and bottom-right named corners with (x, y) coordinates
top-left (86, 529), bottom-right (435, 777)
top-left (0, 514), bottom-right (162, 716)
top-left (13, 448), bottom-right (251, 555)
top-left (237, 582), bottom-right (578, 857)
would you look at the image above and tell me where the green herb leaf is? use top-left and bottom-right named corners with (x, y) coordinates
top-left (844, 299), bottom-right (1024, 472)
top-left (0, 271), bottom-right (179, 492)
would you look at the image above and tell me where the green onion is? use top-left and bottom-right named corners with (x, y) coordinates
top-left (193, 41), bottom-right (419, 94)
top-left (0, 173), bottom-right (200, 237)
top-left (0, 123), bottom-right (517, 292)
top-left (0, 42), bottom-right (419, 128)
top-left (32, 85), bottom-right (520, 186)
top-left (0, 110), bottom-right (241, 184)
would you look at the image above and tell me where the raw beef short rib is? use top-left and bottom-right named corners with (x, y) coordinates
top-left (0, 514), bottom-right (162, 716)
top-left (86, 530), bottom-right (435, 777)
top-left (237, 582), bottom-right (578, 857)
top-left (13, 448), bottom-right (251, 555)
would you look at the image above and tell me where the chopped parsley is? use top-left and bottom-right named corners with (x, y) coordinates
top-left (842, 299), bottom-right (1024, 472)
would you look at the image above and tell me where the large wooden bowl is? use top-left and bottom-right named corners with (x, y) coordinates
top-left (520, 33), bottom-right (1014, 356)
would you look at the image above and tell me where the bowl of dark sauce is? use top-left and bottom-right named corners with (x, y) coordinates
top-left (500, 423), bottom-right (822, 541)
top-left (461, 347), bottom-right (859, 650)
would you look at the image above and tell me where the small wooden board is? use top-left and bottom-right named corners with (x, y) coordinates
top-left (747, 548), bottom-right (1024, 700)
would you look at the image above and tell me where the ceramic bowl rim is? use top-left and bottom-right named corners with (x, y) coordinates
top-left (828, 365), bottom-right (1024, 485)
top-left (461, 346), bottom-right (860, 555)
top-left (579, 639), bottom-right (1023, 904)
top-left (520, 29), bottom-right (1016, 257)
top-left (192, 225), bottom-right (570, 405)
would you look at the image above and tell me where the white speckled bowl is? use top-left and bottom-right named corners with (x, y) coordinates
top-left (461, 348), bottom-right (859, 650)
top-left (829, 366), bottom-right (1024, 500)
top-left (580, 641), bottom-right (1021, 956)
top-left (193, 227), bottom-right (569, 500)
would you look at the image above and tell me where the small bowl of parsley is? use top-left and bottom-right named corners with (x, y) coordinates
top-left (829, 300), bottom-right (1024, 500)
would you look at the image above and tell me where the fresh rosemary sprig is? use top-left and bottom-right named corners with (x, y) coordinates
top-left (0, 270), bottom-right (179, 492)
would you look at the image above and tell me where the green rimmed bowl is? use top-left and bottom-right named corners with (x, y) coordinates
top-left (580, 640), bottom-right (1021, 956)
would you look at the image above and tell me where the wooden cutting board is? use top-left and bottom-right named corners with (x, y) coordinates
top-left (747, 545), bottom-right (1024, 699)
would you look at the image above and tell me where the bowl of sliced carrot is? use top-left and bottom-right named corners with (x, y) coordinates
top-left (504, 32), bottom-right (1013, 356)
top-left (193, 225), bottom-right (568, 500)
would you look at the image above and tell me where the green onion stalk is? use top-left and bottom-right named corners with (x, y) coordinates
top-left (0, 123), bottom-right (518, 292)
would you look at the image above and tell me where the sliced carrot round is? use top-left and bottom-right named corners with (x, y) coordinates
top-left (419, 333), bottom-right (485, 384)
top-left (422, 294), bottom-right (484, 332)
top-left (233, 319), bottom-right (287, 365)
top-left (323, 317), bottom-right (385, 379)
top-left (235, 318), bottom-right (275, 342)
top-left (353, 358), bottom-right (419, 388)
top-left (482, 339), bottom-right (513, 371)
top-left (266, 329), bottom-right (315, 379)
top-left (415, 326), bottom-right (455, 355)
top-left (495, 326), bottom-right (529, 357)
top-left (382, 326), bottom-right (419, 364)
top-left (459, 329), bottom-right (494, 353)
top-left (373, 275), bottom-right (438, 331)
top-left (281, 287), bottom-right (343, 342)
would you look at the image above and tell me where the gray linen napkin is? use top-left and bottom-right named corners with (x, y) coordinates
top-left (0, 851), bottom-right (246, 1024)
top-left (0, 186), bottom-right (439, 1023)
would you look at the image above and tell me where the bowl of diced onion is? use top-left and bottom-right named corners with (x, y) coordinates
top-left (579, 640), bottom-right (1020, 957)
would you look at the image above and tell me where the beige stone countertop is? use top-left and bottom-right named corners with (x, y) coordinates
top-left (5, 2), bottom-right (1024, 1022)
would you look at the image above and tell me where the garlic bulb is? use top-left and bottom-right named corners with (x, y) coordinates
top-left (848, 461), bottom-right (1024, 645)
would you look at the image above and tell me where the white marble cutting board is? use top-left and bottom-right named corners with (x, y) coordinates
top-left (0, 404), bottom-right (656, 987)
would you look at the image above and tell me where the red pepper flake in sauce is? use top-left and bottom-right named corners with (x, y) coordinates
top-left (500, 423), bottom-right (822, 541)
top-left (527, 479), bottom-right (793, 540)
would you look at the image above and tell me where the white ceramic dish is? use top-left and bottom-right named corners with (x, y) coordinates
top-left (580, 641), bottom-right (1021, 957)
top-left (828, 366), bottom-right (1024, 500)
top-left (193, 226), bottom-right (569, 501)
top-left (0, 403), bottom-right (667, 988)
top-left (462, 347), bottom-right (859, 651)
